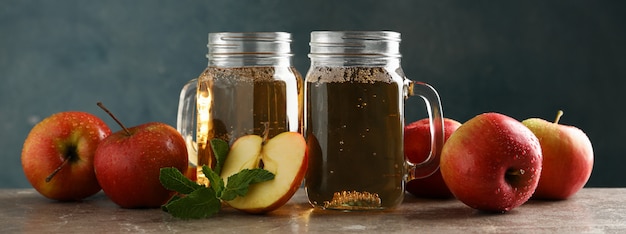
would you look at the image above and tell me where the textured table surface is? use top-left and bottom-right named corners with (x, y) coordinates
top-left (0, 188), bottom-right (624, 233)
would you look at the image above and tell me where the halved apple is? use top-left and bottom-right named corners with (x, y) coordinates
top-left (220, 131), bottom-right (307, 214)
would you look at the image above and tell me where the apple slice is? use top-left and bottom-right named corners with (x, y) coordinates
top-left (220, 131), bottom-right (307, 214)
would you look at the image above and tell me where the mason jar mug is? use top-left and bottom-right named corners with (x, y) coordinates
top-left (304, 31), bottom-right (445, 210)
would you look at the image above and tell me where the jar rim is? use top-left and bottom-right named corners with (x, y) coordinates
top-left (310, 31), bottom-right (401, 41)
top-left (309, 31), bottom-right (401, 57)
top-left (207, 32), bottom-right (293, 55)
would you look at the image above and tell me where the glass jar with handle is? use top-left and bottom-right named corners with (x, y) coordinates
top-left (304, 31), bottom-right (445, 210)
top-left (177, 32), bottom-right (303, 185)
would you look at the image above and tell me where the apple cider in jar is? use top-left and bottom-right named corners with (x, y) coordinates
top-left (304, 31), bottom-right (445, 211)
top-left (196, 66), bottom-right (303, 170)
top-left (305, 66), bottom-right (405, 209)
top-left (178, 32), bottom-right (303, 186)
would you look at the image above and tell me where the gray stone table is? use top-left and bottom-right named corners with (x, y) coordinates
top-left (0, 188), bottom-right (624, 233)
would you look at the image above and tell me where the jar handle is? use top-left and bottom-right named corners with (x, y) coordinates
top-left (177, 78), bottom-right (198, 169)
top-left (406, 81), bottom-right (445, 180)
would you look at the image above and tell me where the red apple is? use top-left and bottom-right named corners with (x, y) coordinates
top-left (94, 103), bottom-right (188, 208)
top-left (404, 117), bottom-right (461, 199)
top-left (220, 131), bottom-right (307, 214)
top-left (440, 112), bottom-right (542, 212)
top-left (21, 111), bottom-right (111, 201)
top-left (522, 110), bottom-right (594, 200)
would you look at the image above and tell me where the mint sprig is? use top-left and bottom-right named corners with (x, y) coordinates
top-left (161, 186), bottom-right (221, 219)
top-left (159, 167), bottom-right (202, 194)
top-left (221, 168), bottom-right (275, 201)
top-left (159, 139), bottom-right (275, 219)
top-left (202, 163), bottom-right (224, 197)
top-left (209, 138), bottom-right (229, 175)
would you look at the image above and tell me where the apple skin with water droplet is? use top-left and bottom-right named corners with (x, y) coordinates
top-left (440, 112), bottom-right (543, 212)
top-left (522, 111), bottom-right (594, 200)
top-left (21, 111), bottom-right (111, 201)
top-left (92, 103), bottom-right (188, 209)
top-left (404, 117), bottom-right (461, 199)
top-left (94, 122), bottom-right (188, 208)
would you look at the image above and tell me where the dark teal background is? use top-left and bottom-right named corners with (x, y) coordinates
top-left (2, 0), bottom-right (624, 188)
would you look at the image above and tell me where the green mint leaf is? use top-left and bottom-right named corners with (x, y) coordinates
top-left (162, 187), bottom-right (221, 219)
top-left (210, 139), bottom-right (229, 175)
top-left (202, 165), bottom-right (225, 197)
top-left (161, 195), bottom-right (182, 212)
top-left (159, 167), bottom-right (202, 194)
top-left (159, 139), bottom-right (278, 219)
top-left (221, 168), bottom-right (275, 201)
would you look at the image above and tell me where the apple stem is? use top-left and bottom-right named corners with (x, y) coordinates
top-left (504, 168), bottom-right (525, 184)
top-left (97, 102), bottom-right (132, 136)
top-left (506, 169), bottom-right (524, 176)
top-left (45, 156), bottom-right (70, 183)
top-left (261, 122), bottom-right (270, 145)
top-left (554, 110), bottom-right (564, 124)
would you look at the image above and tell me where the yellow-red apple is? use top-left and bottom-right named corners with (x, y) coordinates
top-left (220, 131), bottom-right (307, 214)
top-left (440, 112), bottom-right (542, 212)
top-left (404, 117), bottom-right (461, 199)
top-left (522, 111), bottom-right (594, 200)
top-left (21, 111), bottom-right (111, 201)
